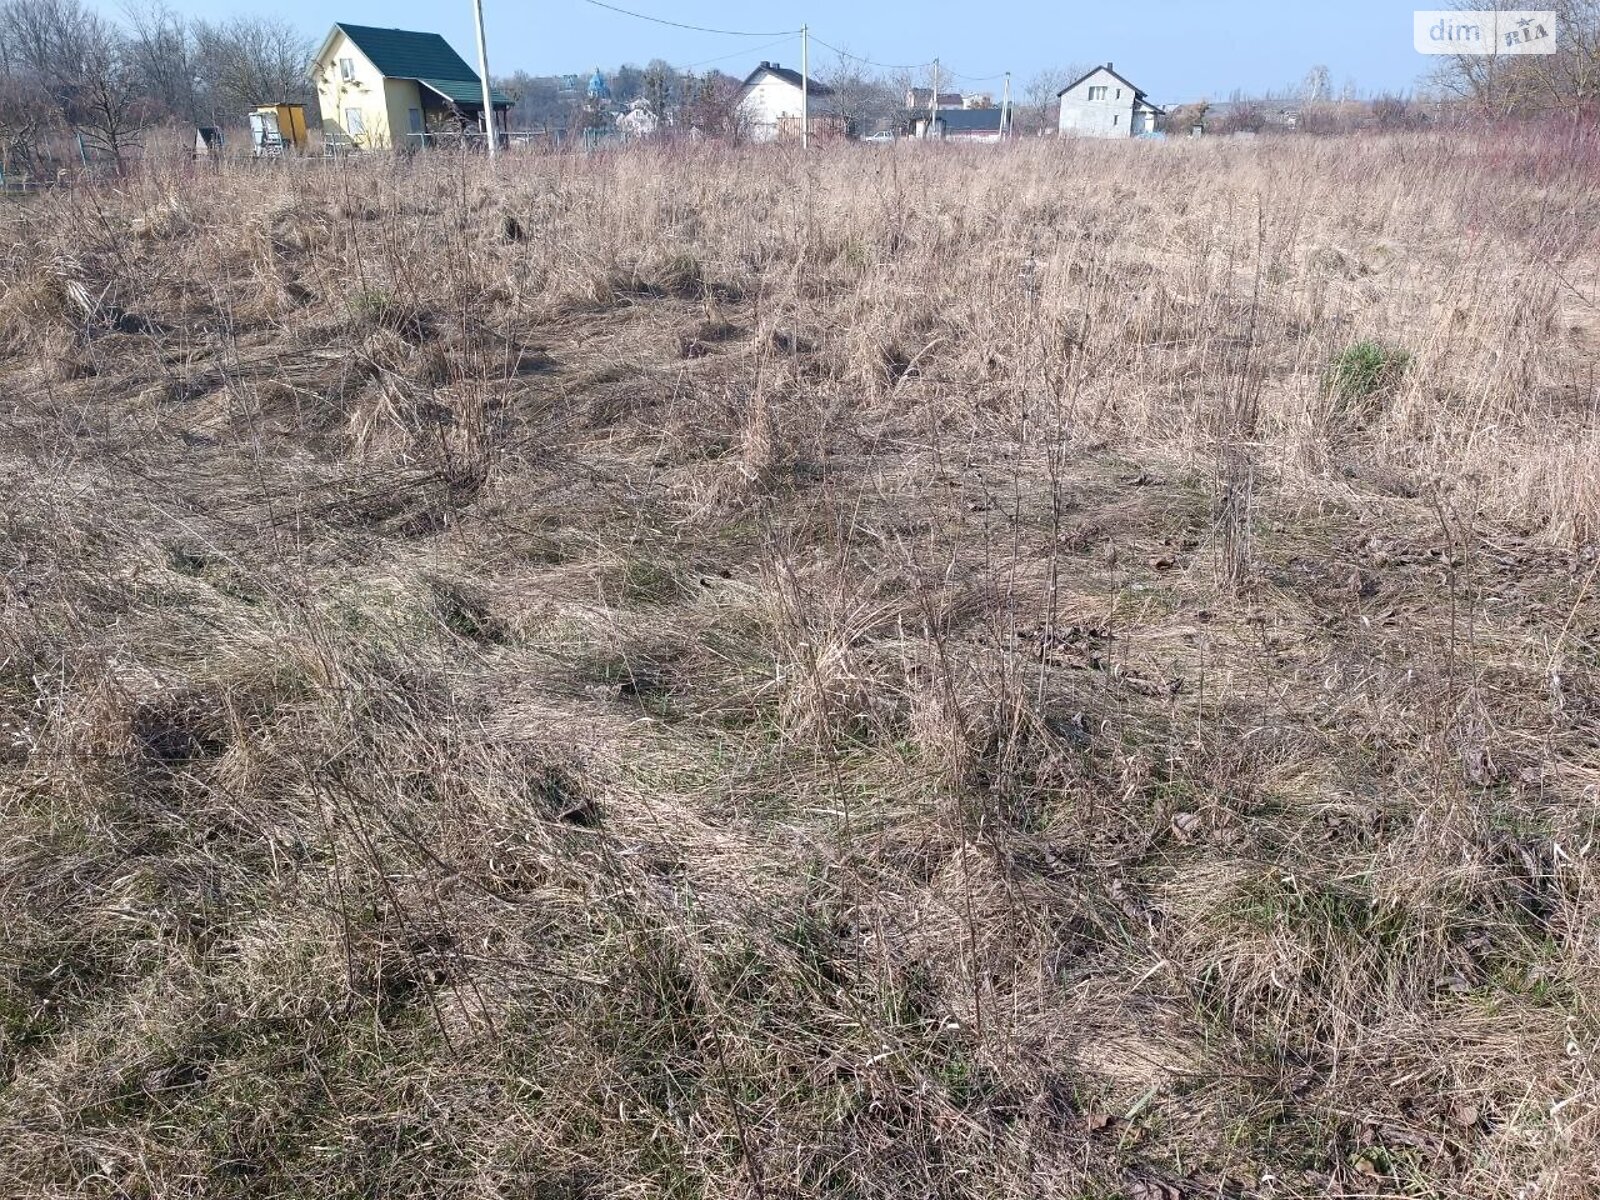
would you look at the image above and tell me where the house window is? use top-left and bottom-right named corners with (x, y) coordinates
top-left (408, 108), bottom-right (423, 135)
top-left (344, 107), bottom-right (365, 138)
top-left (1116, 88), bottom-right (1122, 98)
top-left (1113, 114), bottom-right (1119, 125)
top-left (1088, 85), bottom-right (1108, 101)
top-left (339, 57), bottom-right (355, 81)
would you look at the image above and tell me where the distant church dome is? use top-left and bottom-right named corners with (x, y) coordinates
top-left (587, 68), bottom-right (610, 100)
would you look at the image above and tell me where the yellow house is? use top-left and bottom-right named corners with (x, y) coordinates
top-left (310, 22), bottom-right (513, 150)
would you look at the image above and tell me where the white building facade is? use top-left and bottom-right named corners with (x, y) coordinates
top-left (1057, 64), bottom-right (1162, 138)
top-left (735, 61), bottom-right (835, 142)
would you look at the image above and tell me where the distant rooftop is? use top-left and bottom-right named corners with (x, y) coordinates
top-left (925, 108), bottom-right (1008, 132)
top-left (742, 61), bottom-right (835, 96)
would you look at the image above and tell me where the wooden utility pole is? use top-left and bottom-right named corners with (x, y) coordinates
top-left (472, 0), bottom-right (497, 160)
top-left (928, 57), bottom-right (939, 138)
top-left (1001, 71), bottom-right (1011, 138)
top-left (801, 24), bottom-right (809, 149)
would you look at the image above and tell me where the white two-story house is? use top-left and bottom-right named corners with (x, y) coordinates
top-left (1057, 64), bottom-right (1163, 138)
top-left (735, 61), bottom-right (840, 142)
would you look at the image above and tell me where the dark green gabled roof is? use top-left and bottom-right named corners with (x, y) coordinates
top-left (420, 77), bottom-right (513, 108)
top-left (338, 23), bottom-right (473, 80)
top-left (334, 23), bottom-right (512, 106)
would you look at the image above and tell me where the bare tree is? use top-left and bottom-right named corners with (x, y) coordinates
top-left (679, 70), bottom-right (741, 138)
top-left (1371, 93), bottom-right (1425, 129)
top-left (69, 9), bottom-right (144, 170)
top-left (1428, 0), bottom-right (1599, 116)
top-left (640, 57), bottom-right (675, 123)
top-left (0, 0), bottom-right (87, 107)
top-left (1020, 64), bottom-right (1088, 135)
top-left (0, 0), bottom-right (69, 174)
top-left (0, 0), bottom-right (147, 171)
top-left (1301, 65), bottom-right (1332, 103)
top-left (1160, 100), bottom-right (1209, 136)
top-left (1215, 99), bottom-right (1265, 134)
top-left (0, 0), bottom-right (329, 162)
top-left (0, 74), bottom-right (55, 176)
top-left (817, 52), bottom-right (897, 136)
top-left (192, 15), bottom-right (311, 115)
top-left (1525, 0), bottom-right (1600, 112)
top-left (1427, 45), bottom-right (1531, 116)
top-left (122, 0), bottom-right (196, 120)
top-left (493, 71), bottom-right (567, 132)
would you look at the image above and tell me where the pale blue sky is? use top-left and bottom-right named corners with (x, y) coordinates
top-left (165, 1), bottom-right (1435, 103)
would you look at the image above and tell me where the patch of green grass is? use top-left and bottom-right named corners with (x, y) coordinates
top-left (345, 287), bottom-right (394, 327)
top-left (1233, 870), bottom-right (1411, 953)
top-left (1326, 340), bottom-right (1411, 410)
top-left (344, 288), bottom-right (431, 341)
top-left (1481, 935), bottom-right (1575, 1007)
top-left (0, 985), bottom-right (48, 1061)
top-left (611, 557), bottom-right (679, 607)
top-left (775, 906), bottom-right (850, 994)
top-left (836, 236), bottom-right (870, 272)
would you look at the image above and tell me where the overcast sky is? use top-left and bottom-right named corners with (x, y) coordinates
top-left (155, 0), bottom-right (1435, 102)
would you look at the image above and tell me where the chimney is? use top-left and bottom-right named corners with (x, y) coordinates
top-left (759, 61), bottom-right (770, 69)
top-left (1107, 62), bottom-right (1114, 70)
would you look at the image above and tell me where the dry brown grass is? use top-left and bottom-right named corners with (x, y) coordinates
top-left (1, 131), bottom-right (1598, 1199)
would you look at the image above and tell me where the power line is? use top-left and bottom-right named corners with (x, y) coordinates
top-left (678, 34), bottom-right (796, 71)
top-left (573, 4), bottom-right (997, 85)
top-left (579, 0), bottom-right (799, 38)
top-left (806, 34), bottom-right (934, 73)
top-left (807, 36), bottom-right (1004, 85)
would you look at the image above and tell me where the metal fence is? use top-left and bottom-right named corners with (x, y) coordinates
top-left (403, 130), bottom-right (548, 151)
top-left (0, 166), bottom-right (74, 193)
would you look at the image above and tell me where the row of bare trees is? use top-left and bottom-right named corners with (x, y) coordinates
top-left (0, 0), bottom-right (309, 176)
top-left (1429, 0), bottom-right (1600, 117)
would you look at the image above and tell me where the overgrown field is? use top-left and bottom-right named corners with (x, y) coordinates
top-left (2, 132), bottom-right (1599, 1199)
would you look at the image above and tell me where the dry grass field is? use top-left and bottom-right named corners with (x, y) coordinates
top-left (2, 131), bottom-right (1599, 1199)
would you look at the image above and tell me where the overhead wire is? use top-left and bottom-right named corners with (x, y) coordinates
top-left (578, 0), bottom-right (800, 38)
top-left (808, 35), bottom-right (1008, 90)
top-left (678, 34), bottom-right (797, 71)
top-left (573, 4), bottom-right (1006, 91)
top-left (805, 34), bottom-right (934, 73)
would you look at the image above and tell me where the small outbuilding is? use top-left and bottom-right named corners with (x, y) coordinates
top-left (911, 108), bottom-right (1011, 143)
top-left (249, 103), bottom-right (308, 155)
